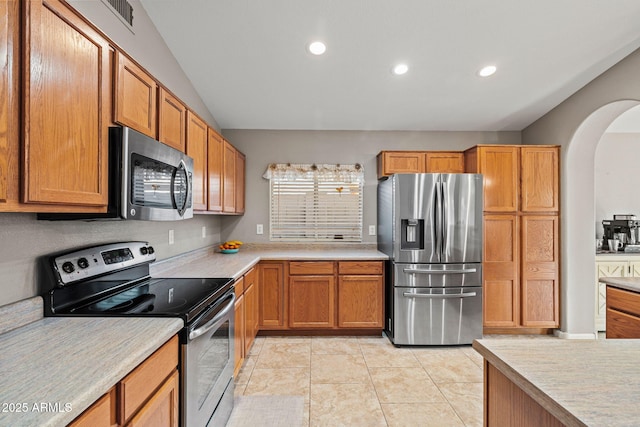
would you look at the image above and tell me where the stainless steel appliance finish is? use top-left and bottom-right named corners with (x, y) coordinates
top-left (378, 173), bottom-right (483, 346)
top-left (41, 242), bottom-right (235, 427)
top-left (38, 126), bottom-right (193, 221)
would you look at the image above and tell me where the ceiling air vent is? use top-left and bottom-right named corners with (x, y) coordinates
top-left (101, 0), bottom-right (134, 31)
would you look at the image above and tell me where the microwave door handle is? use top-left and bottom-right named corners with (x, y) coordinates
top-left (172, 160), bottom-right (190, 216)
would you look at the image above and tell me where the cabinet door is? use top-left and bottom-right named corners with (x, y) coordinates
top-left (233, 293), bottom-right (245, 378)
top-left (244, 282), bottom-right (257, 355)
top-left (235, 150), bottom-right (245, 214)
top-left (520, 147), bottom-right (559, 213)
top-left (483, 215), bottom-right (519, 327)
top-left (157, 87), bottom-right (186, 152)
top-left (69, 388), bottom-right (117, 427)
top-left (520, 215), bottom-right (559, 327)
top-left (223, 140), bottom-right (236, 213)
top-left (425, 152), bottom-right (464, 173)
top-left (0, 0), bottom-right (17, 206)
top-left (377, 151), bottom-right (425, 178)
top-left (186, 111), bottom-right (208, 211)
top-left (23, 0), bottom-right (110, 206)
top-left (289, 275), bottom-right (335, 328)
top-left (258, 262), bottom-right (286, 328)
top-left (207, 129), bottom-right (223, 212)
top-left (596, 261), bottom-right (627, 331)
top-left (125, 370), bottom-right (179, 427)
top-left (337, 275), bottom-right (383, 328)
top-left (114, 51), bottom-right (157, 138)
top-left (478, 146), bottom-right (519, 212)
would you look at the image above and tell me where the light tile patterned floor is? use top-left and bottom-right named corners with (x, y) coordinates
top-left (234, 335), bottom-right (484, 426)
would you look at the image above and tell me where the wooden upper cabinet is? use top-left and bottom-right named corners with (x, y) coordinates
top-left (158, 87), bottom-right (186, 152)
top-left (520, 215), bottom-right (559, 327)
top-left (207, 128), bottom-right (223, 212)
top-left (425, 152), bottom-right (464, 173)
top-left (235, 150), bottom-right (245, 214)
top-left (377, 151), bottom-right (425, 178)
top-left (186, 111), bottom-right (208, 211)
top-left (23, 0), bottom-right (110, 207)
top-left (467, 146), bottom-right (519, 212)
top-left (114, 51), bottom-right (157, 138)
top-left (223, 140), bottom-right (236, 213)
top-left (0, 0), bottom-right (17, 206)
top-left (520, 146), bottom-right (559, 213)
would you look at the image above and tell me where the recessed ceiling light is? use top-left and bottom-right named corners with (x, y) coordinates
top-left (392, 63), bottom-right (409, 76)
top-left (478, 65), bottom-right (497, 77)
top-left (308, 41), bottom-right (326, 56)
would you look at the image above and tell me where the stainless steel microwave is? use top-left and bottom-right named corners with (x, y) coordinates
top-left (39, 126), bottom-right (194, 221)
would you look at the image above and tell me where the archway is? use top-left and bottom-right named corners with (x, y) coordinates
top-left (559, 100), bottom-right (640, 338)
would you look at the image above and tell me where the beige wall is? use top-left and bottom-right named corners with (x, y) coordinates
top-left (523, 47), bottom-right (640, 337)
top-left (220, 129), bottom-right (521, 243)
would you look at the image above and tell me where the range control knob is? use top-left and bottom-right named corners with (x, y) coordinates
top-left (77, 257), bottom-right (89, 269)
top-left (147, 246), bottom-right (155, 255)
top-left (61, 262), bottom-right (75, 274)
top-left (140, 247), bottom-right (148, 255)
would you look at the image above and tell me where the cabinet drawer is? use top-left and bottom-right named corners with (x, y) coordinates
top-left (244, 266), bottom-right (257, 288)
top-left (338, 261), bottom-right (383, 275)
top-left (289, 261), bottom-right (335, 275)
top-left (119, 335), bottom-right (179, 424)
top-left (606, 286), bottom-right (640, 316)
top-left (606, 308), bottom-right (640, 338)
top-left (234, 276), bottom-right (245, 298)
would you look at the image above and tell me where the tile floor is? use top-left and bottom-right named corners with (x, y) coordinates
top-left (234, 335), bottom-right (485, 426)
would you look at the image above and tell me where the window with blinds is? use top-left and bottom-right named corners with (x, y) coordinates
top-left (265, 164), bottom-right (364, 242)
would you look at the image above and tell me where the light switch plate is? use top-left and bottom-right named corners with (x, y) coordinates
top-left (201, 226), bottom-right (206, 238)
top-left (369, 225), bottom-right (376, 236)
top-left (169, 229), bottom-right (175, 245)
top-left (257, 224), bottom-right (264, 235)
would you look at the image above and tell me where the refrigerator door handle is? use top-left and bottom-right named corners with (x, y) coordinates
top-left (403, 292), bottom-right (478, 299)
top-left (434, 180), bottom-right (443, 259)
top-left (441, 181), bottom-right (448, 258)
top-left (402, 268), bottom-right (477, 274)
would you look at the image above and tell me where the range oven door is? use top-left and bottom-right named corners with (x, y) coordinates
top-left (182, 290), bottom-right (235, 427)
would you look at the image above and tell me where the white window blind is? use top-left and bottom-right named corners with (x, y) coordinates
top-left (264, 163), bottom-right (364, 242)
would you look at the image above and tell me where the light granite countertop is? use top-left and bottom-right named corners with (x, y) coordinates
top-left (473, 338), bottom-right (640, 426)
top-left (151, 244), bottom-right (388, 279)
top-left (0, 301), bottom-right (182, 427)
top-left (599, 276), bottom-right (640, 293)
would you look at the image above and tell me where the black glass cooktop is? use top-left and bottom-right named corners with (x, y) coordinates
top-left (52, 276), bottom-right (233, 323)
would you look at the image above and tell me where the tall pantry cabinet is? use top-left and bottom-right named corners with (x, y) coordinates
top-left (465, 145), bottom-right (560, 333)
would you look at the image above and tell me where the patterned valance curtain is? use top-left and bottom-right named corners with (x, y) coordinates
top-left (263, 163), bottom-right (364, 183)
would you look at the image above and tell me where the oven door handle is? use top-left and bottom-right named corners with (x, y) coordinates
top-left (189, 293), bottom-right (235, 341)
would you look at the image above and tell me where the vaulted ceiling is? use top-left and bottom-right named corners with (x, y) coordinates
top-left (140, 1), bottom-right (640, 131)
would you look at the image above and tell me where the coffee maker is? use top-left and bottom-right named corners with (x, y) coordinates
top-left (602, 214), bottom-right (640, 251)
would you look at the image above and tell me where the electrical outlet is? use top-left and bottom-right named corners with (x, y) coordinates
top-left (369, 225), bottom-right (376, 236)
top-left (256, 224), bottom-right (264, 235)
top-left (201, 226), bottom-right (206, 238)
top-left (168, 229), bottom-right (174, 245)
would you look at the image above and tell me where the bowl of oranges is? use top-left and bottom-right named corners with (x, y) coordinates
top-left (219, 240), bottom-right (243, 254)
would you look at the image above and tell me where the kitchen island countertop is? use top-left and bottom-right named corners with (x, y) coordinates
top-left (599, 276), bottom-right (640, 293)
top-left (473, 338), bottom-right (640, 426)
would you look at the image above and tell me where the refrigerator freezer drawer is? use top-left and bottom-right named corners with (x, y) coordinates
top-left (391, 286), bottom-right (482, 345)
top-left (393, 263), bottom-right (482, 288)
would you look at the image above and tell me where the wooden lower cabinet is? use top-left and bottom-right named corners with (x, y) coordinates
top-left (257, 260), bottom-right (384, 333)
top-left (337, 275), bottom-right (383, 328)
top-left (69, 335), bottom-right (179, 427)
top-left (483, 214), bottom-right (559, 332)
top-left (234, 291), bottom-right (245, 377)
top-left (289, 275), bottom-right (335, 328)
top-left (485, 362), bottom-right (563, 427)
top-left (69, 388), bottom-right (117, 427)
top-left (244, 276), bottom-right (258, 353)
top-left (606, 285), bottom-right (640, 338)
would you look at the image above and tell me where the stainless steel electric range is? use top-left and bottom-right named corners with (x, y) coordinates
top-left (40, 241), bottom-right (235, 427)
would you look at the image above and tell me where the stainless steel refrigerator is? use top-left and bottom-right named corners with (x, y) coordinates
top-left (378, 173), bottom-right (483, 345)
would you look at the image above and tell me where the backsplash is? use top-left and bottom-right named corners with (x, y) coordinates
top-left (0, 213), bottom-right (222, 306)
